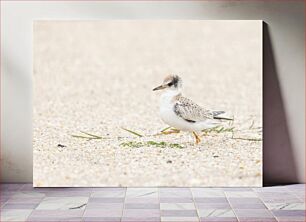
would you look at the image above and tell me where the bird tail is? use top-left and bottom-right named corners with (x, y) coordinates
top-left (213, 111), bottom-right (234, 121)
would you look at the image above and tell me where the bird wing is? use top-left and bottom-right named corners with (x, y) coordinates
top-left (173, 96), bottom-right (214, 122)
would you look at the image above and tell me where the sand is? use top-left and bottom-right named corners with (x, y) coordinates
top-left (33, 20), bottom-right (262, 187)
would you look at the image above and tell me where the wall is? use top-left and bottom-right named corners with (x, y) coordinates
top-left (1, 1), bottom-right (304, 184)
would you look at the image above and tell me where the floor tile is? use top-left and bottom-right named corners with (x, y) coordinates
top-left (234, 209), bottom-right (274, 218)
top-left (257, 192), bottom-right (300, 203)
top-left (1, 209), bottom-right (32, 221)
top-left (253, 186), bottom-right (289, 193)
top-left (261, 198), bottom-right (302, 204)
top-left (257, 191), bottom-right (298, 197)
top-left (1, 184), bottom-right (24, 191)
top-left (228, 198), bottom-right (262, 204)
top-left (122, 209), bottom-right (160, 217)
top-left (1, 196), bottom-right (11, 204)
top-left (44, 191), bottom-right (91, 197)
top-left (200, 217), bottom-right (238, 222)
top-left (83, 209), bottom-right (123, 217)
top-left (265, 202), bottom-right (305, 210)
top-left (7, 197), bottom-right (44, 204)
top-left (198, 209), bottom-right (235, 217)
top-left (91, 189), bottom-right (125, 198)
top-left (286, 184), bottom-right (305, 191)
top-left (27, 216), bottom-right (83, 221)
top-left (91, 187), bottom-right (126, 191)
top-left (86, 202), bottom-right (123, 209)
top-left (125, 203), bottom-right (160, 209)
top-left (195, 197), bottom-right (228, 203)
top-left (89, 197), bottom-right (125, 203)
top-left (160, 203), bottom-right (196, 210)
top-left (191, 188), bottom-right (225, 198)
top-left (159, 188), bottom-right (191, 192)
top-left (196, 202), bottom-right (231, 209)
top-left (29, 209), bottom-right (84, 217)
top-left (126, 188), bottom-right (158, 198)
top-left (276, 217), bottom-right (306, 222)
top-left (292, 191), bottom-right (305, 199)
top-left (160, 197), bottom-right (194, 203)
top-left (5, 192), bottom-right (44, 206)
top-left (83, 217), bottom-right (121, 222)
top-left (10, 191), bottom-right (45, 199)
top-left (1, 202), bottom-right (7, 208)
top-left (33, 187), bottom-right (92, 192)
top-left (19, 184), bottom-right (36, 191)
top-left (161, 210), bottom-right (198, 217)
top-left (36, 196), bottom-right (88, 210)
top-left (223, 188), bottom-right (253, 191)
top-left (230, 202), bottom-right (266, 209)
top-left (162, 216), bottom-right (199, 222)
top-left (122, 217), bottom-right (161, 222)
top-left (2, 203), bottom-right (39, 209)
top-left (272, 209), bottom-right (305, 217)
top-left (237, 217), bottom-right (277, 222)
top-left (225, 191), bottom-right (258, 198)
top-left (1, 191), bottom-right (12, 197)
top-left (125, 198), bottom-right (159, 204)
top-left (160, 188), bottom-right (192, 198)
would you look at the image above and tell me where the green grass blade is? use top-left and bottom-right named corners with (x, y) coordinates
top-left (121, 127), bottom-right (143, 137)
top-left (249, 120), bottom-right (255, 129)
top-left (71, 135), bottom-right (95, 139)
top-left (231, 133), bottom-right (262, 141)
top-left (232, 137), bottom-right (262, 141)
top-left (80, 131), bottom-right (103, 139)
top-left (160, 126), bottom-right (172, 133)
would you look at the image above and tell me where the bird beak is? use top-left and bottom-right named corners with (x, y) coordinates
top-left (153, 84), bottom-right (167, 91)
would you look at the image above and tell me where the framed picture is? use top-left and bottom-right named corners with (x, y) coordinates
top-left (33, 20), bottom-right (262, 187)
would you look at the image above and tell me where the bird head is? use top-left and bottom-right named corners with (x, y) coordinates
top-left (153, 75), bottom-right (182, 92)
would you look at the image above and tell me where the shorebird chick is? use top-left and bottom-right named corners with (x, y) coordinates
top-left (153, 75), bottom-right (233, 144)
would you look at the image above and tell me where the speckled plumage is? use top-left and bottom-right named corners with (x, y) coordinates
top-left (174, 95), bottom-right (215, 122)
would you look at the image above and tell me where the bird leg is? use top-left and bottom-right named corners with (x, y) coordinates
top-left (192, 131), bottom-right (201, 144)
top-left (160, 128), bottom-right (180, 135)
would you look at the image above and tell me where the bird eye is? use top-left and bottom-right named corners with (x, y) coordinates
top-left (168, 82), bottom-right (174, 87)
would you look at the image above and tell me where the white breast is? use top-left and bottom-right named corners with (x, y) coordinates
top-left (158, 90), bottom-right (222, 132)
top-left (159, 91), bottom-right (193, 131)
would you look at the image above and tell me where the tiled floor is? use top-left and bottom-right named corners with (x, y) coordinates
top-left (0, 184), bottom-right (304, 222)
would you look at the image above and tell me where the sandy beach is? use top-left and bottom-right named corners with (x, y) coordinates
top-left (33, 20), bottom-right (262, 187)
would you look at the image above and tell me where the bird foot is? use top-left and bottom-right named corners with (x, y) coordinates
top-left (160, 128), bottom-right (181, 135)
top-left (192, 132), bottom-right (202, 144)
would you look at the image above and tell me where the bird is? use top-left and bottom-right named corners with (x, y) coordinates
top-left (153, 74), bottom-right (233, 144)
